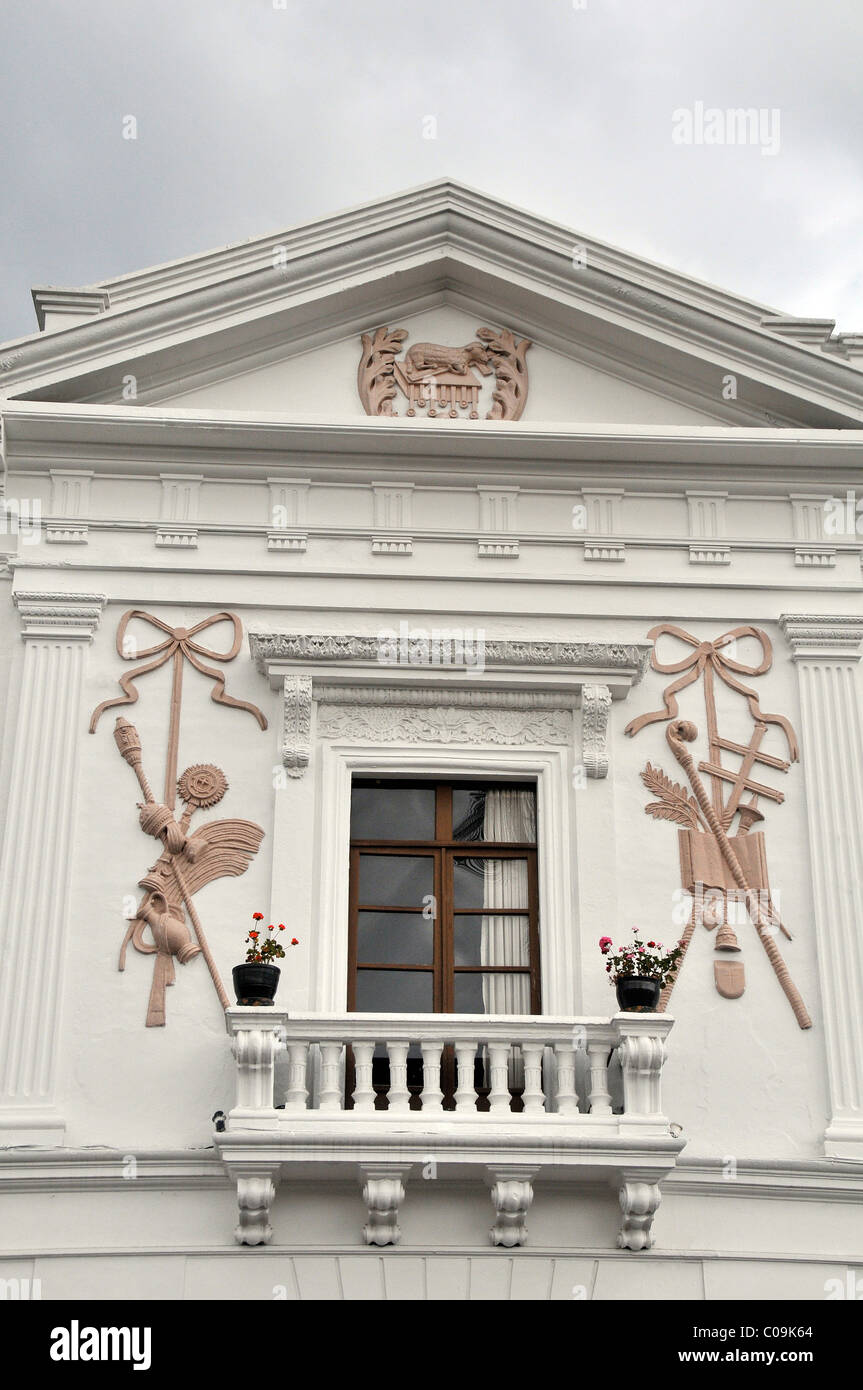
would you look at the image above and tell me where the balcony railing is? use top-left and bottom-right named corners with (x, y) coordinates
top-left (215, 1009), bottom-right (682, 1251)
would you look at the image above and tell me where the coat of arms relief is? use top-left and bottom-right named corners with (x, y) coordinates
top-left (358, 325), bottom-right (532, 420)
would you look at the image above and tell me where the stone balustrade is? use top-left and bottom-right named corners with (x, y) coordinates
top-left (216, 1009), bottom-right (683, 1251)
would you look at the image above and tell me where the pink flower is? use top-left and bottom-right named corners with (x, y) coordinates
top-left (599, 936), bottom-right (613, 953)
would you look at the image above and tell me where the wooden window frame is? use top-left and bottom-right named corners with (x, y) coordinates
top-left (347, 779), bottom-right (541, 1016)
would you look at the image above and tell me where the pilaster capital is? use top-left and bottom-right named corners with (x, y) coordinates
top-left (13, 590), bottom-right (106, 641)
top-left (779, 614), bottom-right (863, 662)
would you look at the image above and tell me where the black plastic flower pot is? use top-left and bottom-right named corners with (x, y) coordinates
top-left (233, 963), bottom-right (280, 1006)
top-left (615, 975), bottom-right (661, 1013)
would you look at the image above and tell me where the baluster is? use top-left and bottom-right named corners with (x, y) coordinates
top-left (553, 1041), bottom-right (578, 1115)
top-left (587, 1040), bottom-right (613, 1115)
top-left (352, 1041), bottom-right (376, 1112)
top-left (283, 1041), bottom-right (309, 1111)
top-left (487, 1042), bottom-right (512, 1113)
top-left (454, 1040), bottom-right (478, 1112)
top-left (318, 1041), bottom-right (343, 1111)
top-left (520, 1042), bottom-right (546, 1116)
top-left (419, 1040), bottom-right (444, 1111)
top-left (386, 1041), bottom-right (411, 1113)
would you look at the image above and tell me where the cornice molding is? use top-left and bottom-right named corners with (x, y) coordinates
top-left (251, 632), bottom-right (650, 682)
top-left (3, 180), bottom-right (863, 421)
top-left (779, 613), bottom-right (863, 661)
top-left (5, 406), bottom-right (863, 485)
top-left (13, 590), bottom-right (107, 640)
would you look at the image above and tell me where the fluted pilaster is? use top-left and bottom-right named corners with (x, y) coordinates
top-left (0, 592), bottom-right (105, 1141)
top-left (780, 614), bottom-right (863, 1157)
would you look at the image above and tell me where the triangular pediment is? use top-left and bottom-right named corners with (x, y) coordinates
top-left (4, 181), bottom-right (863, 430)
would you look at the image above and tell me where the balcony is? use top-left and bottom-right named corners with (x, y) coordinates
top-left (215, 1009), bottom-right (682, 1250)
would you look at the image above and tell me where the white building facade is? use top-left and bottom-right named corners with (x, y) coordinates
top-left (1, 182), bottom-right (862, 1301)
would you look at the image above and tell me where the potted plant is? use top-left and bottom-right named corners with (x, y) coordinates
top-left (599, 928), bottom-right (683, 1012)
top-left (232, 913), bottom-right (298, 1006)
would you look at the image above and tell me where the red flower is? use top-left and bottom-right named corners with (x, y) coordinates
top-left (249, 931), bottom-right (259, 940)
top-left (647, 941), bottom-right (655, 947)
top-left (252, 912), bottom-right (264, 921)
top-left (278, 925), bottom-right (285, 931)
top-left (291, 937), bottom-right (299, 946)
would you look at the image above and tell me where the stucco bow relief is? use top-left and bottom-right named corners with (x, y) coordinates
top-left (90, 611), bottom-right (269, 1027)
top-left (626, 623), bottom-right (811, 1029)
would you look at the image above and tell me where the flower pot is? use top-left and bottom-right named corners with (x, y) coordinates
top-left (233, 963), bottom-right (280, 1006)
top-left (615, 975), bottom-right (661, 1013)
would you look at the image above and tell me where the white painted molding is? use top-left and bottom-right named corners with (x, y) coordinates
top-left (49, 469), bottom-right (92, 518)
top-left (687, 489), bottom-right (727, 539)
top-left (584, 543), bottom-right (625, 562)
top-left (155, 526), bottom-right (198, 549)
top-left (281, 675), bottom-right (313, 777)
top-left (267, 532), bottom-right (307, 552)
top-left (371, 482), bottom-right (413, 555)
top-left (487, 1166), bottom-right (538, 1247)
top-left (267, 477), bottom-right (309, 551)
top-left (360, 1165), bottom-right (411, 1247)
top-left (780, 613), bottom-right (863, 1157)
top-left (234, 1168), bottom-right (280, 1246)
top-left (0, 590), bottom-right (106, 1141)
top-left (316, 696), bottom-right (572, 748)
top-left (688, 546), bottom-right (730, 565)
top-left (371, 536), bottom-right (412, 555)
top-left (159, 473), bottom-right (202, 523)
top-left (45, 524), bottom-right (89, 545)
top-left (478, 540), bottom-right (519, 558)
top-left (250, 633), bottom-right (650, 698)
top-left (617, 1169), bottom-right (664, 1251)
top-left (477, 486), bottom-right (519, 558)
top-left (582, 684), bottom-right (612, 778)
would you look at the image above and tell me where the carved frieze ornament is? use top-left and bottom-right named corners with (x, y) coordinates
top-left (357, 325), bottom-right (531, 420)
top-left (90, 611), bottom-right (268, 1027)
top-left (625, 624), bottom-right (811, 1030)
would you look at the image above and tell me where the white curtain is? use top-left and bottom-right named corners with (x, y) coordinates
top-left (480, 789), bottom-right (534, 1015)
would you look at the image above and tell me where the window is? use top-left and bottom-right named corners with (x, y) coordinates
top-left (348, 780), bottom-right (540, 1015)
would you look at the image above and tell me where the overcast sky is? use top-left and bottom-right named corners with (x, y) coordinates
top-left (1, 0), bottom-right (862, 344)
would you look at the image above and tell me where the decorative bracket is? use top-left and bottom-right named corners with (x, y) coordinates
top-left (617, 1168), bottom-right (663, 1251)
top-left (486, 1165), bottom-right (538, 1247)
top-left (360, 1164), bottom-right (411, 1246)
top-left (281, 674), bottom-right (313, 776)
top-left (235, 1167), bottom-right (280, 1246)
top-left (582, 683), bottom-right (612, 778)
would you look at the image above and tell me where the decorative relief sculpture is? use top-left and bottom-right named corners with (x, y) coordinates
top-left (316, 701), bottom-right (571, 747)
top-left (357, 324), bottom-right (531, 420)
top-left (625, 624), bottom-right (811, 1029)
top-left (90, 611), bottom-right (268, 1027)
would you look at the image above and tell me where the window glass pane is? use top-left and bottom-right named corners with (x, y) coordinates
top-left (454, 972), bottom-right (530, 1015)
top-left (358, 854), bottom-right (433, 907)
top-left (452, 857), bottom-right (529, 911)
top-left (454, 915), bottom-right (530, 967)
top-left (452, 787), bottom-right (536, 843)
top-left (351, 785), bottom-right (435, 840)
top-left (357, 911), bottom-right (433, 965)
top-left (355, 969), bottom-right (433, 1014)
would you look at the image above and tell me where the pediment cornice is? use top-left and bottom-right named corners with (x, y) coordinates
top-left (3, 181), bottom-right (863, 427)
